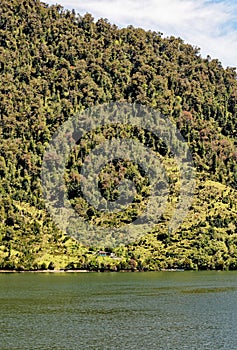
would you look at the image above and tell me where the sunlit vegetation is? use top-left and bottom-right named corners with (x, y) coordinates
top-left (0, 0), bottom-right (236, 270)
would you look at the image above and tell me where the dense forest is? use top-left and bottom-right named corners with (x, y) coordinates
top-left (0, 0), bottom-right (237, 271)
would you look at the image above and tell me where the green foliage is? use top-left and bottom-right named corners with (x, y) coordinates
top-left (0, 0), bottom-right (236, 270)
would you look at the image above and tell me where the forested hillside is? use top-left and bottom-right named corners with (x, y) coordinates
top-left (0, 0), bottom-right (237, 271)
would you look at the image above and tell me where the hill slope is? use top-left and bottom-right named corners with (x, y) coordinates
top-left (0, 0), bottom-right (236, 270)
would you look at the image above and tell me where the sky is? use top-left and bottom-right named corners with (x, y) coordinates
top-left (45, 0), bottom-right (237, 68)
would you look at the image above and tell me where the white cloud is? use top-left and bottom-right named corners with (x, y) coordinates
top-left (45, 0), bottom-right (237, 67)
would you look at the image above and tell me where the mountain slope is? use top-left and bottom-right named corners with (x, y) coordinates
top-left (0, 0), bottom-right (236, 270)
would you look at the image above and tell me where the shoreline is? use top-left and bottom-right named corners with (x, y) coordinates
top-left (0, 268), bottom-right (188, 273)
top-left (0, 269), bottom-right (231, 273)
top-left (0, 269), bottom-right (90, 273)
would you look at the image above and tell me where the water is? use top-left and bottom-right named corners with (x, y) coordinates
top-left (0, 271), bottom-right (237, 350)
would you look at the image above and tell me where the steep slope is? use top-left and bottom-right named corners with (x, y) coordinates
top-left (0, 0), bottom-right (236, 270)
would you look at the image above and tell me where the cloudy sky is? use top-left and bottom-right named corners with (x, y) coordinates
top-left (45, 0), bottom-right (237, 68)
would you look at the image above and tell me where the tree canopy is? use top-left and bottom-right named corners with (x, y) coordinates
top-left (0, 0), bottom-right (236, 271)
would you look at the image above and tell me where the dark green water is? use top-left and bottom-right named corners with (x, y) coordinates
top-left (1, 271), bottom-right (237, 350)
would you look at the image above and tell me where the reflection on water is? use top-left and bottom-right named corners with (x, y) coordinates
top-left (0, 271), bottom-right (237, 350)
